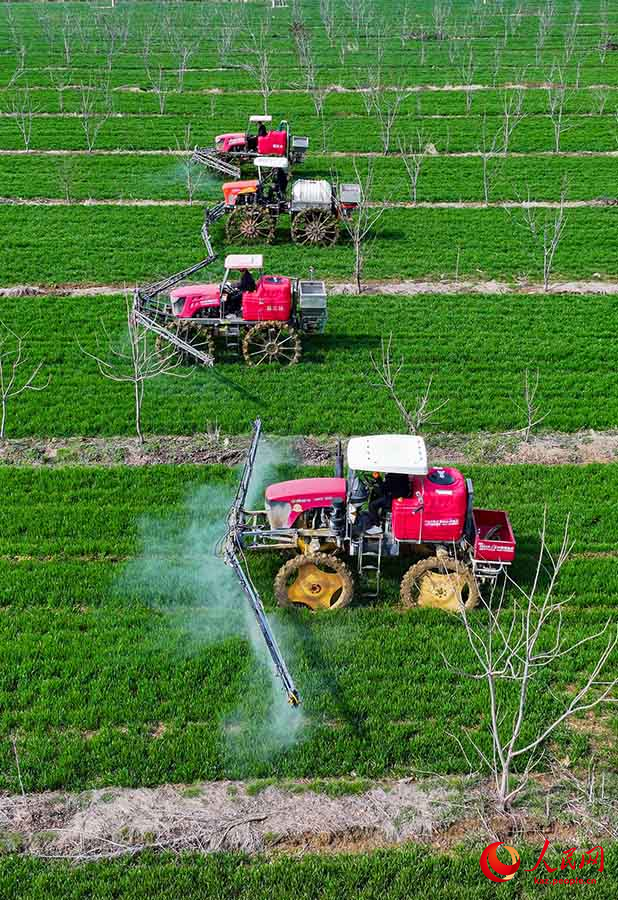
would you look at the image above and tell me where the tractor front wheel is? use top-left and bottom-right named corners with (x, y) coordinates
top-left (275, 553), bottom-right (354, 611)
top-left (242, 322), bottom-right (301, 367)
top-left (226, 207), bottom-right (275, 244)
top-left (400, 557), bottom-right (480, 612)
top-left (291, 209), bottom-right (339, 246)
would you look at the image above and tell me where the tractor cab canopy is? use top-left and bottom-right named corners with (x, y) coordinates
top-left (347, 435), bottom-right (428, 476)
top-left (249, 115), bottom-right (272, 125)
top-left (254, 156), bottom-right (289, 169)
top-left (223, 254), bottom-right (264, 273)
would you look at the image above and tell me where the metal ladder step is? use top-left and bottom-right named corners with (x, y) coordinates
top-left (357, 535), bottom-right (383, 599)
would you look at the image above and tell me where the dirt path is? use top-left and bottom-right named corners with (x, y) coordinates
top-left (3, 278), bottom-right (618, 299)
top-left (8, 80), bottom-right (618, 96)
top-left (1, 430), bottom-right (616, 469)
top-left (0, 771), bottom-right (612, 860)
top-left (1, 197), bottom-right (615, 209)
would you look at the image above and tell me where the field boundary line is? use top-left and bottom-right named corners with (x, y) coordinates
top-left (0, 197), bottom-right (615, 210)
top-left (3, 278), bottom-right (618, 299)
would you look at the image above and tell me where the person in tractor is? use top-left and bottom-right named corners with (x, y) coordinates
top-left (351, 470), bottom-right (411, 536)
top-left (238, 267), bottom-right (256, 294)
top-left (222, 268), bottom-right (257, 315)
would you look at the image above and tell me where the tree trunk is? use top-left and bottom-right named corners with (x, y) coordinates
top-left (134, 380), bottom-right (143, 444)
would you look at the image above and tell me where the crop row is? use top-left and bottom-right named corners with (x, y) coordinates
top-left (0, 461), bottom-right (616, 791)
top-left (0, 289), bottom-right (617, 438)
top-left (2, 462), bottom-right (618, 559)
top-left (2, 4), bottom-right (618, 92)
top-left (5, 846), bottom-right (594, 900)
top-left (1, 204), bottom-right (617, 287)
top-left (2, 151), bottom-right (618, 205)
top-left (3, 83), bottom-right (618, 119)
top-left (2, 109), bottom-right (618, 153)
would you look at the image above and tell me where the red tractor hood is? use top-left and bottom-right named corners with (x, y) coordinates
top-left (170, 282), bottom-right (220, 317)
top-left (216, 131), bottom-right (245, 143)
top-left (266, 477), bottom-right (346, 505)
top-left (266, 477), bottom-right (346, 527)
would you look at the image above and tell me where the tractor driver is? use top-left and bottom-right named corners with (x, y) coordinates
top-left (222, 268), bottom-right (257, 315)
top-left (360, 471), bottom-right (411, 536)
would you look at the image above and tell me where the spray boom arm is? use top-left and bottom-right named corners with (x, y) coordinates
top-left (220, 419), bottom-right (300, 706)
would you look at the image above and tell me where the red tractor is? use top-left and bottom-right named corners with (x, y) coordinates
top-left (203, 156), bottom-right (361, 247)
top-left (221, 421), bottom-right (516, 704)
top-left (192, 115), bottom-right (309, 179)
top-left (132, 250), bottom-right (327, 367)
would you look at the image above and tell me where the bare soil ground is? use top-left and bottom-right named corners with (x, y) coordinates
top-left (1, 772), bottom-right (615, 860)
top-left (4, 278), bottom-right (618, 299)
top-left (1, 198), bottom-right (615, 210)
top-left (1, 430), bottom-right (616, 469)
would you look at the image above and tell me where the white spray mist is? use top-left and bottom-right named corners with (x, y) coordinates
top-left (121, 439), bottom-right (307, 766)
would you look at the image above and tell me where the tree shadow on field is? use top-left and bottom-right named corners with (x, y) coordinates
top-left (283, 611), bottom-right (371, 744)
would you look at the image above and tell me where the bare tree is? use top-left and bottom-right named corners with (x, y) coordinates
top-left (60, 4), bottom-right (76, 67)
top-left (501, 84), bottom-right (526, 153)
top-left (299, 44), bottom-right (330, 151)
top-left (399, 131), bottom-right (428, 204)
top-left (47, 66), bottom-right (71, 114)
top-left (241, 23), bottom-right (273, 115)
top-left (176, 44), bottom-right (194, 94)
top-left (594, 86), bottom-right (609, 117)
top-left (78, 78), bottom-right (112, 151)
top-left (599, 0), bottom-right (610, 64)
top-left (510, 368), bottom-right (550, 441)
top-left (460, 44), bottom-right (476, 114)
top-left (176, 124), bottom-right (205, 204)
top-left (0, 323), bottom-right (50, 440)
top-left (446, 514), bottom-right (617, 811)
top-left (563, 0), bottom-right (580, 64)
top-left (8, 83), bottom-right (37, 151)
top-left (519, 181), bottom-right (569, 291)
top-left (336, 160), bottom-right (388, 293)
top-left (56, 156), bottom-right (76, 203)
top-left (369, 333), bottom-right (448, 434)
top-left (7, 44), bottom-right (26, 89)
top-left (364, 70), bottom-right (408, 155)
top-left (79, 296), bottom-right (186, 444)
top-left (432, 0), bottom-right (452, 41)
top-left (146, 65), bottom-right (172, 116)
top-left (215, 4), bottom-right (245, 64)
top-left (320, 0), bottom-right (337, 46)
top-left (478, 113), bottom-right (504, 206)
top-left (547, 64), bottom-right (573, 153)
top-left (535, 0), bottom-right (555, 65)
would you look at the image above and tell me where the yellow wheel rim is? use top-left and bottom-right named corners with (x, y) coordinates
top-left (417, 571), bottom-right (469, 612)
top-left (287, 563), bottom-right (345, 611)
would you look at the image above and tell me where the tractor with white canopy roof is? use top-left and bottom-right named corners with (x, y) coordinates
top-left (202, 156), bottom-right (361, 247)
top-left (132, 249), bottom-right (328, 367)
top-left (191, 115), bottom-right (309, 179)
top-left (221, 420), bottom-right (517, 687)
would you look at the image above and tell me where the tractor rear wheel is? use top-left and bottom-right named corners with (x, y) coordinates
top-left (400, 557), bottom-right (480, 612)
top-left (291, 209), bottom-right (339, 246)
top-left (275, 553), bottom-right (354, 611)
top-left (155, 323), bottom-right (215, 366)
top-left (226, 207), bottom-right (275, 244)
top-left (242, 322), bottom-right (301, 366)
